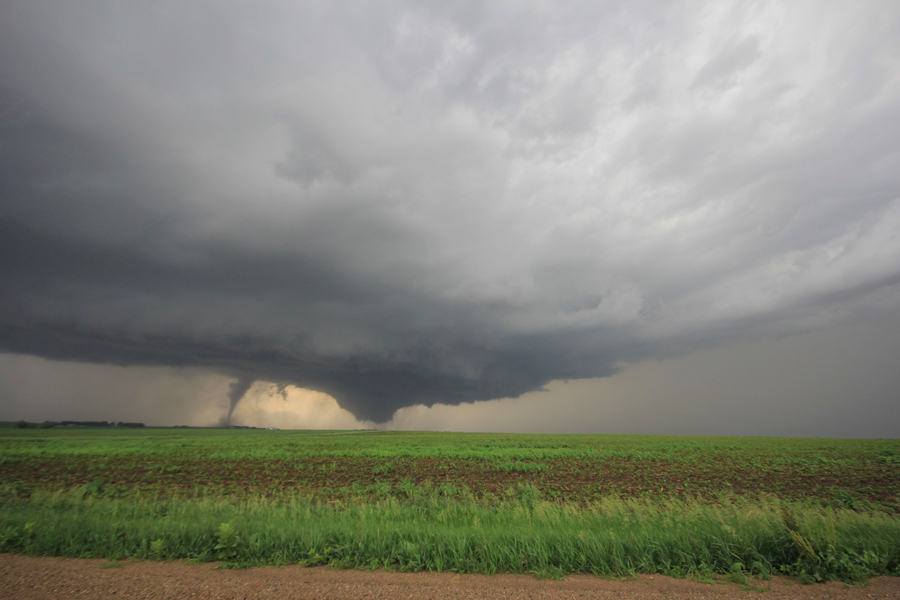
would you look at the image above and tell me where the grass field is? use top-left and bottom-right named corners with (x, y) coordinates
top-left (1, 428), bottom-right (899, 582)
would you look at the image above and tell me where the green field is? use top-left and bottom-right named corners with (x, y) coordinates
top-left (1, 428), bottom-right (899, 582)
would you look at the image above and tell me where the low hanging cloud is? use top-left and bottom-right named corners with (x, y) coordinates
top-left (2, 2), bottom-right (900, 423)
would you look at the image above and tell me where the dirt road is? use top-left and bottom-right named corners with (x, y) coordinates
top-left (2, 555), bottom-right (899, 599)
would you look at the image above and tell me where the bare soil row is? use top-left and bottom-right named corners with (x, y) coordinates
top-left (3, 455), bottom-right (897, 508)
top-left (3, 554), bottom-right (900, 600)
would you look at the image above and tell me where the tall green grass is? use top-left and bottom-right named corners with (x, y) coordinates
top-left (1, 487), bottom-right (897, 582)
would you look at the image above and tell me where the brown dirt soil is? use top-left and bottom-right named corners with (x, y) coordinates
top-left (2, 555), bottom-right (899, 600)
top-left (5, 454), bottom-right (898, 508)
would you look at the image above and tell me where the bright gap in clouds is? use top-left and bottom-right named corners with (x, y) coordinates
top-left (229, 382), bottom-right (374, 430)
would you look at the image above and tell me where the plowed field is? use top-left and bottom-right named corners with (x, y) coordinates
top-left (1, 429), bottom-right (898, 510)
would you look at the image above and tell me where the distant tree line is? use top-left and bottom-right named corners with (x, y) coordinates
top-left (14, 420), bottom-right (56, 429)
top-left (13, 420), bottom-right (145, 429)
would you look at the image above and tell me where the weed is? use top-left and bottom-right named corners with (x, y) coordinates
top-left (83, 479), bottom-right (106, 497)
top-left (214, 522), bottom-right (239, 560)
top-left (835, 490), bottom-right (857, 510)
top-left (515, 483), bottom-right (540, 511)
top-left (530, 565), bottom-right (566, 580)
top-left (726, 561), bottom-right (747, 584)
top-left (371, 461), bottom-right (395, 476)
top-left (399, 478), bottom-right (416, 498)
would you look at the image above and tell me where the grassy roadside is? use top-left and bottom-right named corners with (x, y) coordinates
top-left (1, 487), bottom-right (898, 583)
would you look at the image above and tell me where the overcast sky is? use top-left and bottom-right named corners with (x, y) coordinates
top-left (1, 1), bottom-right (899, 435)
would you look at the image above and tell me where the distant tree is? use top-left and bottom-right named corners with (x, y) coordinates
top-left (14, 420), bottom-right (36, 429)
top-left (39, 421), bottom-right (55, 429)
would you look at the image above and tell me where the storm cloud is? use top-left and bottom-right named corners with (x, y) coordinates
top-left (2, 2), bottom-right (900, 423)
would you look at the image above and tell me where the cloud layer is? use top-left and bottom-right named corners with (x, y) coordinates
top-left (2, 2), bottom-right (900, 422)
